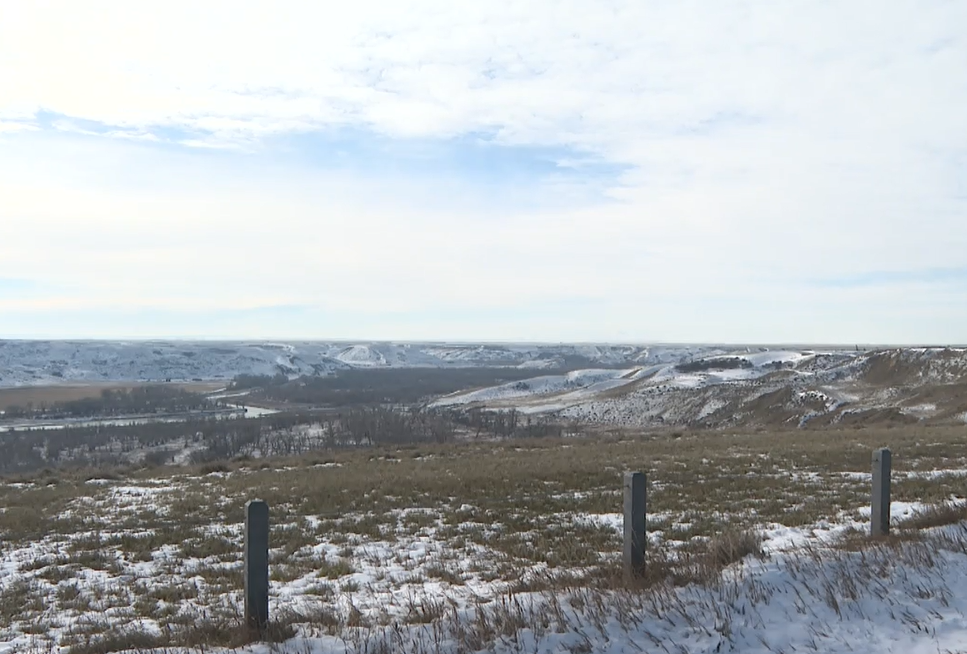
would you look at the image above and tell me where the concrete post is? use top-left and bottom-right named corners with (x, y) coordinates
top-left (623, 471), bottom-right (646, 578)
top-left (871, 448), bottom-right (892, 537)
top-left (244, 499), bottom-right (269, 632)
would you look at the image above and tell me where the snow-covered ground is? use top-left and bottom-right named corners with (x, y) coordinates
top-left (431, 368), bottom-right (639, 407)
top-left (3, 461), bottom-right (967, 654)
top-left (303, 522), bottom-right (967, 654)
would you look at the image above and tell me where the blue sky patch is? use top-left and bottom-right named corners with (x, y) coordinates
top-left (0, 278), bottom-right (35, 297)
top-left (21, 110), bottom-right (633, 208)
top-left (266, 128), bottom-right (629, 187)
top-left (812, 267), bottom-right (967, 289)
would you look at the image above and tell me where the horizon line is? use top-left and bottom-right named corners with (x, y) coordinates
top-left (1, 337), bottom-right (964, 349)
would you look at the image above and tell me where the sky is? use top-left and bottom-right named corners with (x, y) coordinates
top-left (1, 0), bottom-right (965, 344)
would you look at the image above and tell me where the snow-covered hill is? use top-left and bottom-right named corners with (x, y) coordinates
top-left (432, 347), bottom-right (967, 430)
top-left (5, 341), bottom-right (963, 430)
top-left (0, 340), bottom-right (726, 388)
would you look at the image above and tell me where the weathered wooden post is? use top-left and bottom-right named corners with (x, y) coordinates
top-left (871, 448), bottom-right (892, 537)
top-left (623, 471), bottom-right (646, 578)
top-left (244, 499), bottom-right (270, 632)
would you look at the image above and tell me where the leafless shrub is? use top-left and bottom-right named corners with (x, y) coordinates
top-left (198, 461), bottom-right (231, 475)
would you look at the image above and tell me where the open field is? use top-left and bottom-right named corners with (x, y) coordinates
top-left (0, 383), bottom-right (225, 412)
top-left (3, 425), bottom-right (967, 653)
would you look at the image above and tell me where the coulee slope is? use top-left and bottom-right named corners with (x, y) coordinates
top-left (4, 341), bottom-right (965, 431)
top-left (431, 347), bottom-right (967, 430)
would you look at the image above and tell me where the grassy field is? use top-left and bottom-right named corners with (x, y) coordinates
top-left (2, 425), bottom-right (967, 652)
top-left (0, 382), bottom-right (225, 411)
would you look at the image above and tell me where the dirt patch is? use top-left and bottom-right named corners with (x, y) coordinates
top-left (837, 407), bottom-right (920, 428)
top-left (742, 387), bottom-right (794, 415)
top-left (862, 348), bottom-right (967, 387)
top-left (861, 350), bottom-right (918, 386)
top-left (899, 383), bottom-right (967, 411)
top-left (595, 375), bottom-right (658, 400)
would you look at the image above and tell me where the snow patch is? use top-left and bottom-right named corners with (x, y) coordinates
top-left (334, 345), bottom-right (386, 367)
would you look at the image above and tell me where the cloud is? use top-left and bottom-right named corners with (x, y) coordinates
top-left (0, 1), bottom-right (965, 342)
top-left (5, 1), bottom-right (963, 151)
top-left (811, 267), bottom-right (967, 289)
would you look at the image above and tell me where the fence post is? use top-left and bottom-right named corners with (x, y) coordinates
top-left (871, 448), bottom-right (891, 537)
top-left (623, 471), bottom-right (646, 578)
top-left (244, 499), bottom-right (270, 632)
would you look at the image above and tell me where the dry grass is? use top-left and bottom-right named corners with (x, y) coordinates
top-left (705, 528), bottom-right (765, 568)
top-left (59, 614), bottom-right (297, 654)
top-left (4, 424), bottom-right (967, 653)
top-left (5, 424), bottom-right (967, 553)
top-left (64, 628), bottom-right (168, 654)
top-left (0, 382), bottom-right (223, 411)
top-left (898, 501), bottom-right (967, 530)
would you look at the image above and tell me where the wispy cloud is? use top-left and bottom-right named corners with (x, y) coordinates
top-left (0, 1), bottom-right (965, 342)
top-left (812, 268), bottom-right (967, 289)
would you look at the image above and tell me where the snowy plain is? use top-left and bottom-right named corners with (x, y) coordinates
top-left (3, 450), bottom-right (967, 654)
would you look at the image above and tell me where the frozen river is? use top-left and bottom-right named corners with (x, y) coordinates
top-left (0, 404), bottom-right (279, 433)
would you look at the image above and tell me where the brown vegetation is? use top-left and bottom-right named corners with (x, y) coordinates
top-left (0, 382), bottom-right (223, 411)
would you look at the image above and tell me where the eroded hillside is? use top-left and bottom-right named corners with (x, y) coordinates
top-left (432, 348), bottom-right (967, 429)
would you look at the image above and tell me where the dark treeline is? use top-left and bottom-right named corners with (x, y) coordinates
top-left (0, 365), bottom-right (580, 476)
top-left (3, 386), bottom-right (212, 420)
top-left (445, 407), bottom-right (564, 439)
top-left (676, 357), bottom-right (754, 373)
top-left (229, 373), bottom-right (289, 390)
top-left (245, 368), bottom-right (550, 406)
top-left (316, 407), bottom-right (456, 448)
top-left (0, 412), bottom-right (311, 474)
top-left (0, 405), bottom-right (569, 475)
